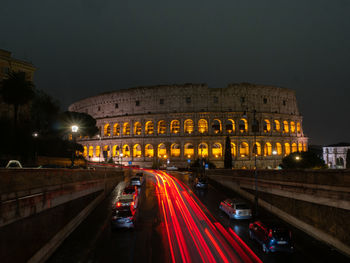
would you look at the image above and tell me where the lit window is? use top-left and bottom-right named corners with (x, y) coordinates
top-left (134, 122), bottom-right (142, 135)
top-left (184, 119), bottom-right (194, 134)
top-left (253, 142), bottom-right (261, 156)
top-left (157, 143), bottom-right (167, 158)
top-left (239, 119), bottom-right (248, 133)
top-left (231, 143), bottom-right (236, 157)
top-left (198, 143), bottom-right (208, 158)
top-left (212, 119), bottom-right (222, 134)
top-left (104, 124), bottom-right (111, 136)
top-left (123, 122), bottom-right (130, 135)
top-left (263, 119), bottom-right (271, 132)
top-left (184, 143), bottom-right (194, 158)
top-left (170, 120), bottom-right (180, 134)
top-left (226, 119), bottom-right (235, 133)
top-left (113, 123), bottom-right (120, 136)
top-left (212, 143), bottom-right (222, 157)
top-left (133, 144), bottom-right (142, 158)
top-left (283, 121), bottom-right (289, 133)
top-left (285, 143), bottom-right (291, 155)
top-left (273, 120), bottom-right (281, 132)
top-left (198, 119), bottom-right (208, 134)
top-left (264, 142), bottom-right (272, 156)
top-left (145, 121), bottom-right (154, 135)
top-left (171, 143), bottom-right (180, 157)
top-left (158, 120), bottom-right (166, 134)
top-left (145, 144), bottom-right (154, 157)
top-left (239, 142), bottom-right (249, 157)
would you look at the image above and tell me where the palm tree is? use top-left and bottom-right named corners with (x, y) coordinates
top-left (1, 71), bottom-right (35, 128)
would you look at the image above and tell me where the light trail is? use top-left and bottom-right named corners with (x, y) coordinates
top-left (149, 170), bottom-right (262, 263)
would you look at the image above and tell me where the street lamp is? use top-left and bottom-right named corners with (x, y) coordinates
top-left (272, 150), bottom-right (277, 169)
top-left (71, 125), bottom-right (79, 168)
top-left (32, 132), bottom-right (39, 165)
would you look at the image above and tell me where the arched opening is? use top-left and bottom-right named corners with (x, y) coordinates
top-left (157, 143), bottom-right (167, 158)
top-left (285, 143), bottom-right (291, 155)
top-left (123, 122), bottom-right (130, 135)
top-left (145, 144), bottom-right (154, 157)
top-left (112, 145), bottom-right (120, 157)
top-left (83, 146), bottom-right (87, 157)
top-left (145, 121), bottom-right (154, 135)
top-left (88, 146), bottom-right (93, 157)
top-left (226, 119), bottom-right (235, 133)
top-left (276, 143), bottom-right (282, 155)
top-left (103, 145), bottom-right (110, 157)
top-left (336, 157), bottom-right (344, 167)
top-left (264, 142), bottom-right (272, 156)
top-left (122, 144), bottom-right (130, 157)
top-left (184, 119), bottom-right (194, 134)
top-left (231, 143), bottom-right (237, 157)
top-left (297, 122), bottom-right (301, 133)
top-left (239, 142), bottom-right (249, 157)
top-left (113, 123), bottom-right (120, 136)
top-left (95, 146), bottom-right (101, 157)
top-left (198, 143), bottom-right (208, 158)
top-left (133, 144), bottom-right (142, 158)
top-left (212, 143), bottom-right (222, 157)
top-left (212, 119), bottom-right (222, 134)
top-left (283, 121), bottom-right (289, 133)
top-left (134, 122), bottom-right (142, 135)
top-left (303, 143), bottom-right (307, 152)
top-left (298, 142), bottom-right (303, 152)
top-left (170, 120), bottom-right (180, 134)
top-left (239, 119), bottom-right (248, 133)
top-left (290, 122), bottom-right (296, 133)
top-left (252, 142), bottom-right (262, 156)
top-left (171, 143), bottom-right (180, 157)
top-left (291, 143), bottom-right (298, 153)
top-left (184, 143), bottom-right (194, 158)
top-left (104, 124), bottom-right (111, 136)
top-left (273, 120), bottom-right (281, 132)
top-left (198, 119), bottom-right (208, 134)
top-left (263, 119), bottom-right (271, 133)
top-left (158, 120), bottom-right (166, 134)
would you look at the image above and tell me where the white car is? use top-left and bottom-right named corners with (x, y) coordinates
top-left (219, 199), bottom-right (252, 220)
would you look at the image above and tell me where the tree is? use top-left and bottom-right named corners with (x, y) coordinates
top-left (224, 136), bottom-right (233, 169)
top-left (281, 151), bottom-right (326, 169)
top-left (58, 111), bottom-right (99, 138)
top-left (346, 149), bottom-right (350, 169)
top-left (1, 71), bottom-right (35, 128)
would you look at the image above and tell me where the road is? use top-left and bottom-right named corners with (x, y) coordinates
top-left (48, 170), bottom-right (350, 263)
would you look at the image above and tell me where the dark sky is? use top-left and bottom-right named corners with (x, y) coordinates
top-left (1, 0), bottom-right (349, 146)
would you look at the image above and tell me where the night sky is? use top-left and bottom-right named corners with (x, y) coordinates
top-left (1, 0), bottom-right (349, 146)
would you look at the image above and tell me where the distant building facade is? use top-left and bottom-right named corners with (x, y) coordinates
top-left (69, 83), bottom-right (308, 168)
top-left (323, 143), bottom-right (350, 169)
top-left (0, 49), bottom-right (36, 120)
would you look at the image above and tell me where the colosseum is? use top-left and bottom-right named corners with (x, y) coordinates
top-left (69, 83), bottom-right (308, 169)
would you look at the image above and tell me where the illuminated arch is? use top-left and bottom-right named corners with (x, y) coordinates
top-left (198, 119), bottom-right (208, 134)
top-left (158, 120), bottom-right (166, 134)
top-left (264, 142), bottom-right (272, 156)
top-left (88, 146), bottom-right (93, 157)
top-left (122, 144), bottom-right (130, 157)
top-left (212, 143), bottom-right (222, 157)
top-left (123, 122), bottom-right (130, 135)
top-left (198, 143), bottom-right (208, 158)
top-left (298, 142), bottom-right (303, 152)
top-left (212, 119), bottom-right (222, 134)
top-left (226, 119), bottom-right (235, 134)
top-left (184, 119), bottom-right (194, 134)
top-left (95, 145), bottom-right (101, 157)
top-left (104, 123), bottom-right (111, 136)
top-left (170, 143), bottom-right (181, 157)
top-left (113, 123), bottom-right (120, 136)
top-left (276, 143), bottom-right (282, 155)
top-left (283, 121), bottom-right (289, 133)
top-left (239, 119), bottom-right (248, 133)
top-left (133, 144), bottom-right (142, 158)
top-left (231, 143), bottom-right (237, 157)
top-left (239, 142), bottom-right (249, 157)
top-left (184, 143), bottom-right (194, 158)
top-left (292, 143), bottom-right (298, 153)
top-left (297, 122), bottom-right (301, 133)
top-left (252, 142), bottom-right (262, 156)
top-left (285, 143), bottom-right (291, 155)
top-left (303, 143), bottom-right (307, 152)
top-left (145, 121), bottom-right (154, 135)
top-left (170, 120), bottom-right (180, 134)
top-left (263, 119), bottom-right (271, 132)
top-left (290, 121), bottom-right (296, 133)
top-left (103, 145), bottom-right (110, 157)
top-left (157, 143), bottom-right (167, 158)
top-left (134, 122), bottom-right (142, 135)
top-left (83, 146), bottom-right (87, 157)
top-left (273, 120), bottom-right (281, 132)
top-left (112, 145), bottom-right (120, 157)
top-left (145, 144), bottom-right (154, 157)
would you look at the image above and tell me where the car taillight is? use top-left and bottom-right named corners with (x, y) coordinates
top-left (116, 202), bottom-right (121, 207)
top-left (131, 201), bottom-right (134, 206)
top-left (268, 229), bottom-right (273, 238)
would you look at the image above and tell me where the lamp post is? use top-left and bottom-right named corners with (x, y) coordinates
top-left (272, 150), bottom-right (278, 169)
top-left (32, 132), bottom-right (39, 165)
top-left (71, 125), bottom-right (79, 168)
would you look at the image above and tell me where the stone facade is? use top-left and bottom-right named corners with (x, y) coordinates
top-left (69, 83), bottom-right (308, 168)
top-left (323, 143), bottom-right (350, 169)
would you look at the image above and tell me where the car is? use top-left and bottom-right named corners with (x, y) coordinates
top-left (166, 166), bottom-right (178, 171)
top-left (6, 160), bottom-right (23, 168)
top-left (219, 199), bottom-right (252, 220)
top-left (130, 176), bottom-right (142, 186)
top-left (111, 209), bottom-right (134, 229)
top-left (194, 177), bottom-right (208, 189)
top-left (122, 185), bottom-right (138, 196)
top-left (115, 195), bottom-right (136, 210)
top-left (249, 220), bottom-right (294, 254)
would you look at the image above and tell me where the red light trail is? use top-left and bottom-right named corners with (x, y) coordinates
top-left (149, 170), bottom-right (262, 263)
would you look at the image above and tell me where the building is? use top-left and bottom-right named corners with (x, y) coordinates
top-left (0, 49), bottom-right (36, 120)
top-left (323, 143), bottom-right (350, 169)
top-left (69, 83), bottom-right (308, 168)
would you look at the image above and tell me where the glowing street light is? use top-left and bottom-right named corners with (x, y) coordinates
top-left (71, 125), bottom-right (79, 168)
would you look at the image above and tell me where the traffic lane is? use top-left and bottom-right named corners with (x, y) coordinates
top-left (173, 172), bottom-right (350, 263)
top-left (155, 170), bottom-right (261, 263)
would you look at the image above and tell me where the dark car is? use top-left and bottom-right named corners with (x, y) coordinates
top-left (122, 185), bottom-right (137, 196)
top-left (249, 220), bottom-right (294, 254)
top-left (111, 209), bottom-right (134, 229)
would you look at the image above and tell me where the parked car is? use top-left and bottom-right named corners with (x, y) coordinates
top-left (6, 160), bottom-right (23, 168)
top-left (219, 199), bottom-right (252, 220)
top-left (111, 209), bottom-right (134, 229)
top-left (166, 166), bottom-right (178, 171)
top-left (249, 220), bottom-right (294, 254)
top-left (194, 177), bottom-right (208, 189)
